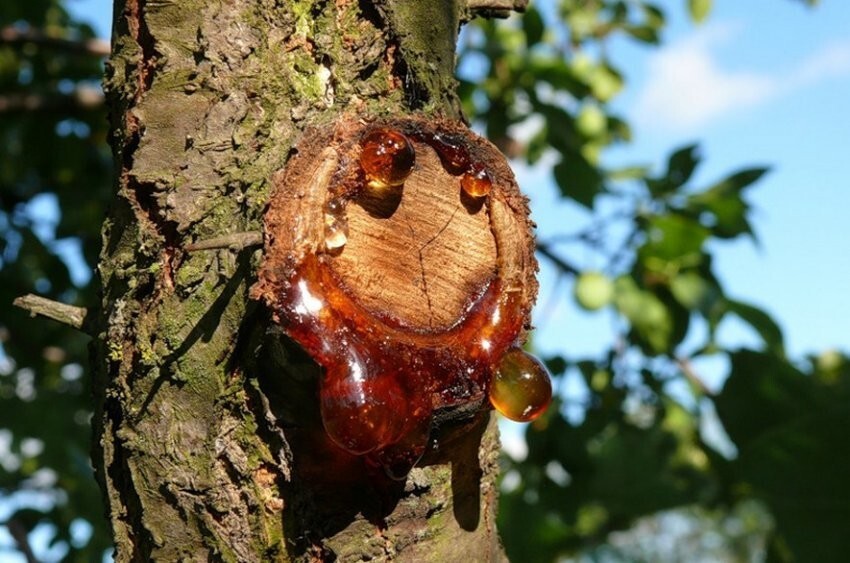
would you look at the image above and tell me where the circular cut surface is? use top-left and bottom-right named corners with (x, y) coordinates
top-left (330, 143), bottom-right (497, 331)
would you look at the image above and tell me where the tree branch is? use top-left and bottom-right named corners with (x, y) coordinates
top-left (184, 232), bottom-right (263, 252)
top-left (465, 0), bottom-right (528, 19)
top-left (13, 294), bottom-right (90, 333)
top-left (536, 242), bottom-right (580, 276)
top-left (0, 25), bottom-right (110, 57)
top-left (6, 518), bottom-right (40, 563)
top-left (676, 356), bottom-right (714, 397)
top-left (0, 86), bottom-right (104, 114)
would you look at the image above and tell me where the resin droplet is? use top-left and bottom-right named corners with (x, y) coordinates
top-left (320, 354), bottom-right (408, 455)
top-left (431, 133), bottom-right (470, 174)
top-left (324, 213), bottom-right (348, 250)
top-left (461, 164), bottom-right (493, 198)
top-left (360, 127), bottom-right (415, 188)
top-left (489, 348), bottom-right (552, 422)
top-left (372, 416), bottom-right (431, 480)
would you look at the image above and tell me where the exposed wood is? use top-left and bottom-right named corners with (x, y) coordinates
top-left (255, 116), bottom-right (538, 332)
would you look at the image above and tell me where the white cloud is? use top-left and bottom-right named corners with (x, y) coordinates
top-left (632, 23), bottom-right (850, 132)
top-left (791, 40), bottom-right (850, 88)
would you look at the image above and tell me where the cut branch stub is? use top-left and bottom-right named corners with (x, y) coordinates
top-left (251, 116), bottom-right (547, 478)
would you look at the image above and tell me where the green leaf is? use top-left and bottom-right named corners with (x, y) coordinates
top-left (688, 0), bottom-right (713, 24)
top-left (690, 167), bottom-right (769, 202)
top-left (687, 167), bottom-right (768, 239)
top-left (624, 25), bottom-right (660, 44)
top-left (638, 214), bottom-right (710, 272)
top-left (646, 143), bottom-right (701, 196)
top-left (544, 355), bottom-right (568, 376)
top-left (614, 276), bottom-right (674, 354)
top-left (554, 153), bottom-right (603, 209)
top-left (641, 3), bottom-right (666, 29)
top-left (522, 7), bottom-right (545, 47)
top-left (670, 271), bottom-right (712, 310)
top-left (716, 351), bottom-right (850, 561)
top-left (726, 299), bottom-right (785, 355)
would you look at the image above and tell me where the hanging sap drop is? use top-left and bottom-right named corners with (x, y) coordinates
top-left (319, 352), bottom-right (409, 455)
top-left (359, 127), bottom-right (415, 188)
top-left (489, 347), bottom-right (552, 422)
top-left (431, 133), bottom-right (470, 174)
top-left (461, 164), bottom-right (493, 198)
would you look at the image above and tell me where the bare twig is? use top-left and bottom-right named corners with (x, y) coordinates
top-left (185, 232), bottom-right (263, 252)
top-left (0, 86), bottom-right (104, 114)
top-left (676, 356), bottom-right (714, 397)
top-left (467, 0), bottom-right (529, 12)
top-left (0, 25), bottom-right (110, 57)
top-left (13, 294), bottom-right (89, 333)
top-left (464, 0), bottom-right (528, 20)
top-left (535, 242), bottom-right (580, 276)
top-left (6, 518), bottom-right (41, 563)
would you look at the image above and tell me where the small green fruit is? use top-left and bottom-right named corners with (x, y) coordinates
top-left (574, 271), bottom-right (614, 311)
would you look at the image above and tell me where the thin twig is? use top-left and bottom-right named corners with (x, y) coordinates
top-left (0, 87), bottom-right (104, 114)
top-left (467, 0), bottom-right (529, 12)
top-left (676, 356), bottom-right (714, 397)
top-left (6, 518), bottom-right (41, 563)
top-left (0, 25), bottom-right (110, 57)
top-left (535, 242), bottom-right (580, 276)
top-left (185, 232), bottom-right (263, 252)
top-left (13, 294), bottom-right (89, 333)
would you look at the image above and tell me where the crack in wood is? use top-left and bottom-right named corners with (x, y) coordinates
top-left (408, 204), bottom-right (461, 329)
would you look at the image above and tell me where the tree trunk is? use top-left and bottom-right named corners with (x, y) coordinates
top-left (94, 0), bottom-right (520, 560)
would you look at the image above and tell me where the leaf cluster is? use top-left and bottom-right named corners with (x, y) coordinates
top-left (460, 1), bottom-right (846, 561)
top-left (0, 1), bottom-right (112, 560)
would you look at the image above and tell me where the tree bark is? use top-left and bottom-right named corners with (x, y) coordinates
top-left (95, 0), bottom-right (518, 560)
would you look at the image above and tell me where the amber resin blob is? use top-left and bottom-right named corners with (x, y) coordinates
top-left (359, 127), bottom-right (415, 188)
top-left (490, 348), bottom-right (553, 422)
top-left (253, 118), bottom-right (551, 479)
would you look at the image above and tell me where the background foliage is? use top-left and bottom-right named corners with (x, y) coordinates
top-left (0, 0), bottom-right (112, 560)
top-left (0, 0), bottom-right (846, 561)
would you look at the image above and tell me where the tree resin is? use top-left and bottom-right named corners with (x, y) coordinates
top-left (359, 127), bottom-right (416, 189)
top-left (489, 348), bottom-right (553, 422)
top-left (460, 164), bottom-right (493, 198)
top-left (255, 119), bottom-right (551, 478)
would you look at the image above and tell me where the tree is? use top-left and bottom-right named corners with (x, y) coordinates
top-left (3, 0), bottom-right (849, 562)
top-left (93, 0), bottom-right (531, 560)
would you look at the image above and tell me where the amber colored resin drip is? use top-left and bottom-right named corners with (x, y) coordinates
top-left (264, 123), bottom-right (552, 478)
top-left (276, 255), bottom-right (525, 477)
top-left (430, 133), bottom-right (471, 174)
top-left (489, 348), bottom-right (553, 422)
top-left (359, 127), bottom-right (415, 188)
top-left (461, 164), bottom-right (493, 198)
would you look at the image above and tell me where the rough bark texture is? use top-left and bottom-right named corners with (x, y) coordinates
top-left (95, 0), bottom-right (524, 560)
